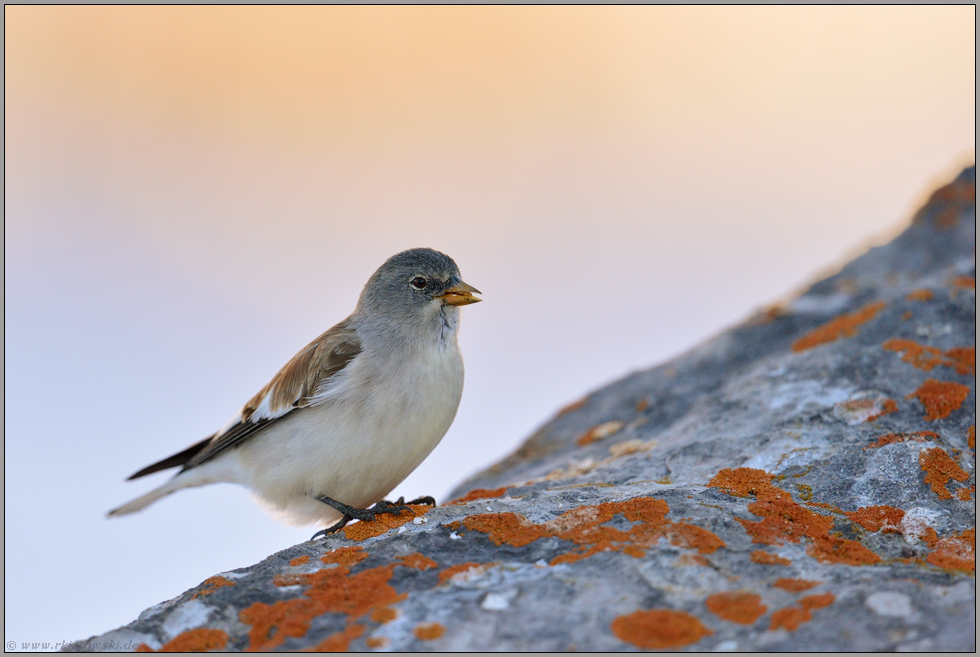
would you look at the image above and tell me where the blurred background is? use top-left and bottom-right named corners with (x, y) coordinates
top-left (4, 6), bottom-right (975, 648)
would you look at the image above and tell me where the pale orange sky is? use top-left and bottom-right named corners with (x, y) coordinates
top-left (7, 6), bottom-right (975, 152)
top-left (4, 5), bottom-right (975, 647)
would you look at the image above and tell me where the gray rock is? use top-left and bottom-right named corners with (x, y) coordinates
top-left (67, 167), bottom-right (975, 652)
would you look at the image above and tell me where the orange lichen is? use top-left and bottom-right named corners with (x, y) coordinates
top-left (866, 398), bottom-right (898, 421)
top-left (676, 554), bottom-right (710, 567)
top-left (946, 347), bottom-right (976, 375)
top-left (462, 496), bottom-right (724, 567)
top-left (413, 623), bottom-right (445, 641)
top-left (396, 553), bottom-right (438, 571)
top-left (705, 591), bottom-right (767, 625)
top-left (370, 607), bottom-right (398, 624)
top-left (557, 398), bottom-right (587, 415)
top-left (772, 578), bottom-right (821, 592)
top-left (290, 555), bottom-right (310, 567)
top-left (951, 275), bottom-right (976, 289)
top-left (915, 179), bottom-right (975, 229)
top-left (865, 431), bottom-right (938, 449)
top-left (770, 606), bottom-right (811, 631)
top-left (750, 550), bottom-right (790, 566)
top-left (365, 636), bottom-right (389, 649)
top-left (956, 487), bottom-right (974, 501)
top-left (907, 379), bottom-right (970, 421)
top-left (611, 609), bottom-right (713, 649)
top-left (241, 563), bottom-right (405, 651)
top-left (576, 420), bottom-right (625, 446)
top-left (800, 592), bottom-right (835, 610)
top-left (883, 340), bottom-right (975, 375)
top-left (321, 546), bottom-right (368, 568)
top-left (808, 536), bottom-right (881, 566)
top-left (769, 593), bottom-right (836, 632)
top-left (143, 628), bottom-right (229, 653)
top-left (920, 447), bottom-right (970, 500)
top-left (462, 512), bottom-right (553, 548)
top-left (926, 529), bottom-right (975, 572)
top-left (845, 506), bottom-right (905, 533)
top-left (906, 289), bottom-right (934, 301)
top-left (791, 301), bottom-right (886, 352)
top-left (968, 426), bottom-right (975, 449)
top-left (667, 522), bottom-right (727, 554)
top-left (715, 468), bottom-right (881, 566)
top-left (635, 397), bottom-right (650, 412)
top-left (919, 527), bottom-right (940, 548)
top-left (739, 497), bottom-right (835, 545)
top-left (437, 562), bottom-right (483, 582)
top-left (883, 339), bottom-right (946, 371)
top-left (901, 311), bottom-right (913, 321)
top-left (342, 505), bottom-right (430, 541)
top-left (191, 575), bottom-right (235, 599)
top-left (447, 487), bottom-right (508, 505)
top-left (708, 468), bottom-right (791, 501)
top-left (312, 624), bottom-right (365, 652)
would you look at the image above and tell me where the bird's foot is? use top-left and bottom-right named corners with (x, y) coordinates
top-left (387, 495), bottom-right (436, 507)
top-left (313, 495), bottom-right (413, 525)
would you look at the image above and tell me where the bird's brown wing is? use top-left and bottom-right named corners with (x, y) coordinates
top-left (126, 317), bottom-right (362, 478)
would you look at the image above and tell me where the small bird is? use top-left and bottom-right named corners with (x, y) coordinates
top-left (108, 248), bottom-right (481, 537)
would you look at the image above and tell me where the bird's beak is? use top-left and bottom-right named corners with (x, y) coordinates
top-left (437, 281), bottom-right (482, 306)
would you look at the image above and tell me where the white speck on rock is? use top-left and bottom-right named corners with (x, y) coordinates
top-left (714, 640), bottom-right (739, 651)
top-left (161, 599), bottom-right (212, 639)
top-left (900, 507), bottom-right (943, 544)
top-left (449, 531), bottom-right (461, 540)
top-left (486, 506), bottom-right (493, 512)
top-left (482, 590), bottom-right (518, 611)
top-left (398, 525), bottom-right (407, 534)
top-left (534, 559), bottom-right (549, 568)
top-left (413, 517), bottom-right (423, 525)
top-left (866, 591), bottom-right (913, 617)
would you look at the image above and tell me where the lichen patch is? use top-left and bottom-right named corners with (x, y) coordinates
top-left (919, 447), bottom-right (970, 499)
top-left (705, 591), bottom-right (767, 625)
top-left (342, 505), bottom-right (431, 541)
top-left (791, 301), bottom-right (886, 352)
top-left (883, 339), bottom-right (975, 375)
top-left (750, 550), bottom-right (791, 566)
top-left (447, 487), bottom-right (509, 505)
top-left (611, 609), bottom-right (713, 649)
top-left (926, 529), bottom-right (975, 572)
top-left (137, 628), bottom-right (229, 653)
top-left (413, 623), bottom-right (445, 641)
top-left (461, 496), bottom-right (725, 566)
top-left (773, 578), bottom-right (821, 592)
top-left (312, 624), bottom-right (365, 652)
top-left (906, 379), bottom-right (970, 421)
top-left (845, 506), bottom-right (905, 533)
top-left (865, 431), bottom-right (938, 449)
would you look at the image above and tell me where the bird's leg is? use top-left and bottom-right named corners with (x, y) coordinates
top-left (310, 514), bottom-right (353, 541)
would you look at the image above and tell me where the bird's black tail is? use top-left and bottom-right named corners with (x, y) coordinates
top-left (126, 436), bottom-right (214, 480)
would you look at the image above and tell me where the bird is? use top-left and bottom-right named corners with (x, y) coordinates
top-left (108, 247), bottom-right (481, 537)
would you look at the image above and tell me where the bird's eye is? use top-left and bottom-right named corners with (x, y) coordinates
top-left (411, 277), bottom-right (428, 289)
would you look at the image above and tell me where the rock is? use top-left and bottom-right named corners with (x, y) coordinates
top-left (67, 167), bottom-right (975, 652)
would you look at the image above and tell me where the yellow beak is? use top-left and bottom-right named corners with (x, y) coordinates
top-left (437, 281), bottom-right (482, 306)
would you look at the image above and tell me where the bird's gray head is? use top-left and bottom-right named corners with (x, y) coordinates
top-left (355, 248), bottom-right (481, 333)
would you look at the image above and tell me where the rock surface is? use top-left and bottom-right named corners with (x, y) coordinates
top-left (70, 168), bottom-right (975, 652)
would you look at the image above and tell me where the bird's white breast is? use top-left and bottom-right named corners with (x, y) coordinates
top-left (232, 337), bottom-right (465, 526)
